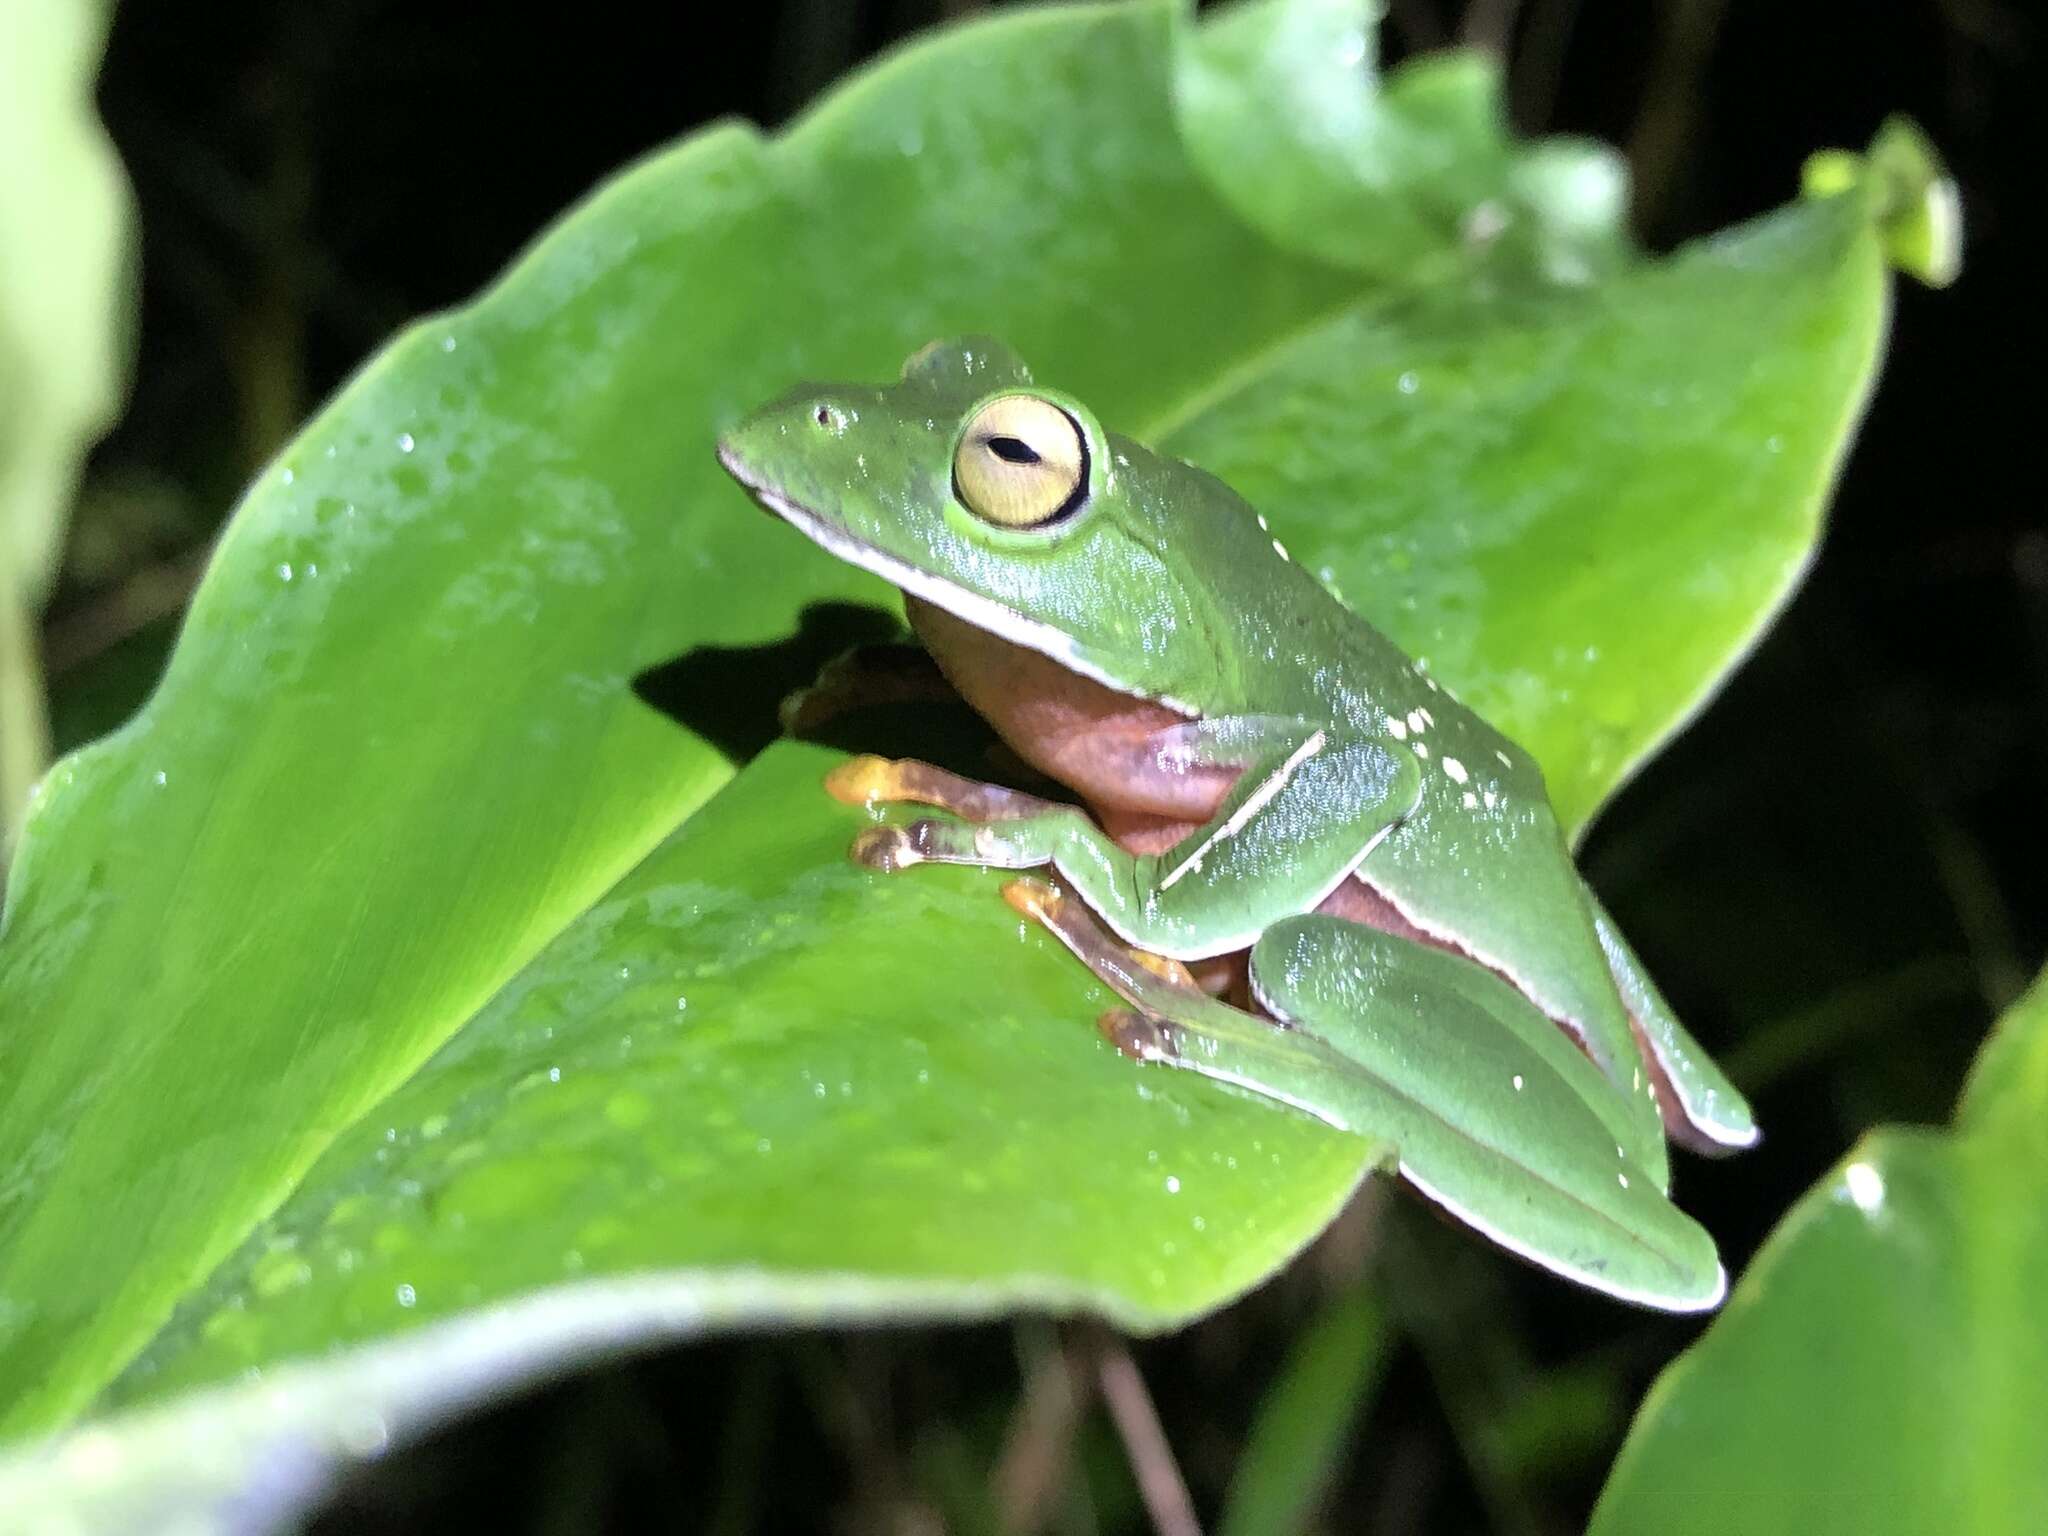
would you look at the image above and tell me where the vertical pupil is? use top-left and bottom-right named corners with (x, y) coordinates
top-left (986, 436), bottom-right (1041, 466)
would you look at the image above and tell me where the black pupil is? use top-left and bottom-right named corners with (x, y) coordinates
top-left (986, 435), bottom-right (1041, 466)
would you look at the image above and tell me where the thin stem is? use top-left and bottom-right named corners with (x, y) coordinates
top-left (1721, 955), bottom-right (1979, 1091)
top-left (1623, 0), bottom-right (1732, 240)
top-left (1089, 1328), bottom-right (1202, 1536)
top-left (1, 583), bottom-right (52, 867)
top-left (1384, 0), bottom-right (1446, 52)
top-left (1513, 0), bottom-right (1587, 131)
top-left (42, 550), bottom-right (206, 675)
top-left (1461, 0), bottom-right (1523, 55)
top-left (994, 1324), bottom-right (1089, 1535)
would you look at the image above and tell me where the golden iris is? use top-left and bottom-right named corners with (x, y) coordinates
top-left (953, 395), bottom-right (1087, 528)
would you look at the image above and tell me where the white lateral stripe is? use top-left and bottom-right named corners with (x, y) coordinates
top-left (1158, 729), bottom-right (1326, 891)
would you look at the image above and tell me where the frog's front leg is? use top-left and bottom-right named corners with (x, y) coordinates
top-left (1006, 877), bottom-right (1726, 1314)
top-left (829, 725), bottom-right (1421, 961)
top-left (780, 643), bottom-right (955, 737)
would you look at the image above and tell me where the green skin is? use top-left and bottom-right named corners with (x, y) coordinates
top-left (719, 338), bottom-right (1756, 1312)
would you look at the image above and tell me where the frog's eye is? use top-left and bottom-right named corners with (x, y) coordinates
top-left (953, 395), bottom-right (1088, 529)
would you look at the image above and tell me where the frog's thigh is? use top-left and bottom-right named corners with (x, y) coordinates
top-left (1246, 915), bottom-right (1725, 1311)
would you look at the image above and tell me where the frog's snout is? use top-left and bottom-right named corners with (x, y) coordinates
top-left (715, 435), bottom-right (778, 516)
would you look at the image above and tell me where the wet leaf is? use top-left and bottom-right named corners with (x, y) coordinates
top-left (0, 3), bottom-right (1936, 1515)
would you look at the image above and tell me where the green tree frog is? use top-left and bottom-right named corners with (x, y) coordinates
top-left (718, 338), bottom-right (1756, 1312)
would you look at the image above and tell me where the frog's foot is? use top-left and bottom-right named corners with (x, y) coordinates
top-left (845, 811), bottom-right (1056, 874)
top-left (1001, 876), bottom-right (1209, 996)
top-left (848, 822), bottom-right (935, 873)
top-left (1097, 1009), bottom-right (1176, 1064)
top-left (1008, 878), bottom-right (1729, 1312)
top-left (1584, 893), bottom-right (1759, 1154)
top-left (826, 754), bottom-right (1065, 822)
top-left (999, 880), bottom-right (1200, 1061)
top-left (780, 643), bottom-right (951, 737)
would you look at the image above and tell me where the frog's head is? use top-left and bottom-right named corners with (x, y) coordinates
top-left (716, 337), bottom-right (1223, 710)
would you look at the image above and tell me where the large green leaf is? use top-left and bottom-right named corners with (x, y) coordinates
top-left (0, 0), bottom-right (1933, 1485)
top-left (0, 0), bottom-right (133, 852)
top-left (1591, 969), bottom-right (2048, 1535)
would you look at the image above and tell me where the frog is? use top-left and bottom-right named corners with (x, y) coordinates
top-left (716, 337), bottom-right (1756, 1312)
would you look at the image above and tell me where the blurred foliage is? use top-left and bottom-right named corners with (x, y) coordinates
top-left (0, 0), bottom-right (2040, 1531)
top-left (0, 0), bottom-right (133, 856)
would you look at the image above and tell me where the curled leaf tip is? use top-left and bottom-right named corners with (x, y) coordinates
top-left (1802, 115), bottom-right (1961, 289)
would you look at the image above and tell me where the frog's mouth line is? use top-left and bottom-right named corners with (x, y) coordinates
top-left (719, 444), bottom-right (1201, 716)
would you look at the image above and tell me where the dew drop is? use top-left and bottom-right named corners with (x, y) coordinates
top-left (395, 1283), bottom-right (417, 1308)
top-left (1844, 1160), bottom-right (1886, 1213)
top-left (397, 432), bottom-right (416, 453)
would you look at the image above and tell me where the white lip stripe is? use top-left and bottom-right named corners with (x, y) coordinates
top-left (736, 475), bottom-right (1201, 717)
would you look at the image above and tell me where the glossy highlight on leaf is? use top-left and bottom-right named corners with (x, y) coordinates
top-left (1591, 969), bottom-right (2048, 1535)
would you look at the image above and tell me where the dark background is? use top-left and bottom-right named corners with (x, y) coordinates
top-left (45, 0), bottom-right (2042, 1530)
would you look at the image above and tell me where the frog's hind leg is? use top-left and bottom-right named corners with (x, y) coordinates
top-left (1006, 882), bottom-right (1725, 1313)
top-left (1245, 914), bottom-right (1726, 1312)
top-left (998, 878), bottom-right (1368, 1108)
top-left (1579, 887), bottom-right (1759, 1153)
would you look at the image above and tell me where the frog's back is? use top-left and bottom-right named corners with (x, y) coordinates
top-left (1153, 469), bottom-right (1624, 1063)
